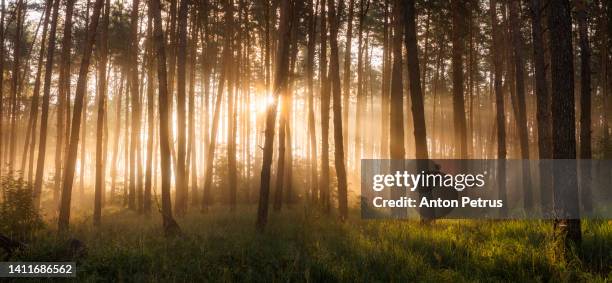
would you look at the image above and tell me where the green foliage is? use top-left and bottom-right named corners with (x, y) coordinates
top-left (0, 174), bottom-right (44, 240)
top-left (6, 208), bottom-right (611, 282)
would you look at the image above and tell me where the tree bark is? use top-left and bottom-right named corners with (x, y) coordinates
top-left (548, 0), bottom-right (582, 252)
top-left (175, 0), bottom-right (189, 216)
top-left (529, 0), bottom-right (552, 211)
top-left (150, 0), bottom-right (181, 236)
top-left (94, 0), bottom-right (110, 226)
top-left (491, 0), bottom-right (507, 216)
top-left (342, 0), bottom-right (354, 159)
top-left (33, 0), bottom-right (61, 209)
top-left (256, 0), bottom-right (292, 231)
top-left (319, 0), bottom-right (331, 212)
top-left (58, 0), bottom-right (105, 232)
top-left (509, 0), bottom-right (533, 211)
top-left (328, 0), bottom-right (349, 220)
top-left (451, 0), bottom-right (468, 158)
top-left (576, 0), bottom-right (592, 213)
top-left (55, 0), bottom-right (76, 208)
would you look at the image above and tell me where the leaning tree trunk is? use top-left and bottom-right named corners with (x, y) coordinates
top-left (55, 0), bottom-right (76, 207)
top-left (33, 0), bottom-right (61, 209)
top-left (22, 0), bottom-right (52, 184)
top-left (404, 0), bottom-right (430, 220)
top-left (57, 0), bottom-right (105, 233)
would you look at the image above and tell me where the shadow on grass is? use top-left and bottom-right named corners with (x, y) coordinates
top-left (4, 206), bottom-right (611, 282)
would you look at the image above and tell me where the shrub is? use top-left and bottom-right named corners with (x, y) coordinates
top-left (0, 174), bottom-right (44, 240)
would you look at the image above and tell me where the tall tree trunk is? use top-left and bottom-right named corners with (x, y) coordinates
top-left (33, 0), bottom-right (61, 208)
top-left (529, 0), bottom-right (552, 211)
top-left (509, 0), bottom-right (533, 211)
top-left (128, 0), bottom-right (142, 212)
top-left (0, 0), bottom-right (5, 177)
top-left (451, 0), bottom-right (468, 158)
top-left (341, 0), bottom-right (354, 159)
top-left (8, 0), bottom-right (24, 172)
top-left (328, 0), bottom-right (348, 220)
top-left (22, 0), bottom-right (52, 184)
top-left (403, 0), bottom-right (430, 219)
top-left (380, 0), bottom-right (390, 158)
top-left (94, 0), bottom-right (110, 226)
top-left (174, 0), bottom-right (189, 216)
top-left (548, 0), bottom-right (582, 253)
top-left (256, 0), bottom-right (292, 231)
top-left (110, 73), bottom-right (124, 203)
top-left (226, 0), bottom-right (238, 212)
top-left (491, 0), bottom-right (507, 216)
top-left (576, 0), bottom-right (592, 213)
top-left (389, 0), bottom-right (404, 160)
top-left (403, 0), bottom-right (428, 160)
top-left (306, 0), bottom-right (318, 203)
top-left (144, 4), bottom-right (155, 215)
top-left (150, 0), bottom-right (181, 236)
top-left (58, 0), bottom-right (105, 232)
top-left (319, 0), bottom-right (331, 212)
top-left (55, 0), bottom-right (75, 208)
top-left (201, 13), bottom-right (231, 213)
top-left (353, 0), bottom-right (368, 169)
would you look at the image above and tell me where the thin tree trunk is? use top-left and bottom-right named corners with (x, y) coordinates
top-left (389, 0), bottom-right (404, 160)
top-left (451, 0), bottom-right (468, 158)
top-left (150, 0), bottom-right (181, 236)
top-left (306, 0), bottom-right (318, 203)
top-left (58, 0), bottom-right (105, 232)
top-left (319, 0), bottom-right (331, 212)
top-left (143, 3), bottom-right (155, 215)
top-left (55, 0), bottom-right (75, 208)
top-left (491, 0), bottom-right (507, 216)
top-left (128, 0), bottom-right (142, 212)
top-left (33, 0), bottom-right (61, 208)
top-left (174, 0), bottom-right (189, 215)
top-left (341, 0), bottom-right (354, 159)
top-left (328, 0), bottom-right (348, 220)
top-left (94, 0), bottom-right (110, 226)
top-left (0, 0), bottom-right (5, 178)
top-left (509, 0), bottom-right (533, 210)
top-left (256, 0), bottom-right (292, 231)
top-left (22, 1), bottom-right (52, 184)
top-left (8, 0), bottom-right (24, 172)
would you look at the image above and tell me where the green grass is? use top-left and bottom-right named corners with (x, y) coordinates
top-left (6, 206), bottom-right (612, 282)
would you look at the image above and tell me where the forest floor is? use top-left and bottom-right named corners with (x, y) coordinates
top-left (6, 206), bottom-right (612, 282)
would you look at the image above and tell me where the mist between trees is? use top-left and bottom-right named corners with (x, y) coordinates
top-left (0, 0), bottom-right (609, 256)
